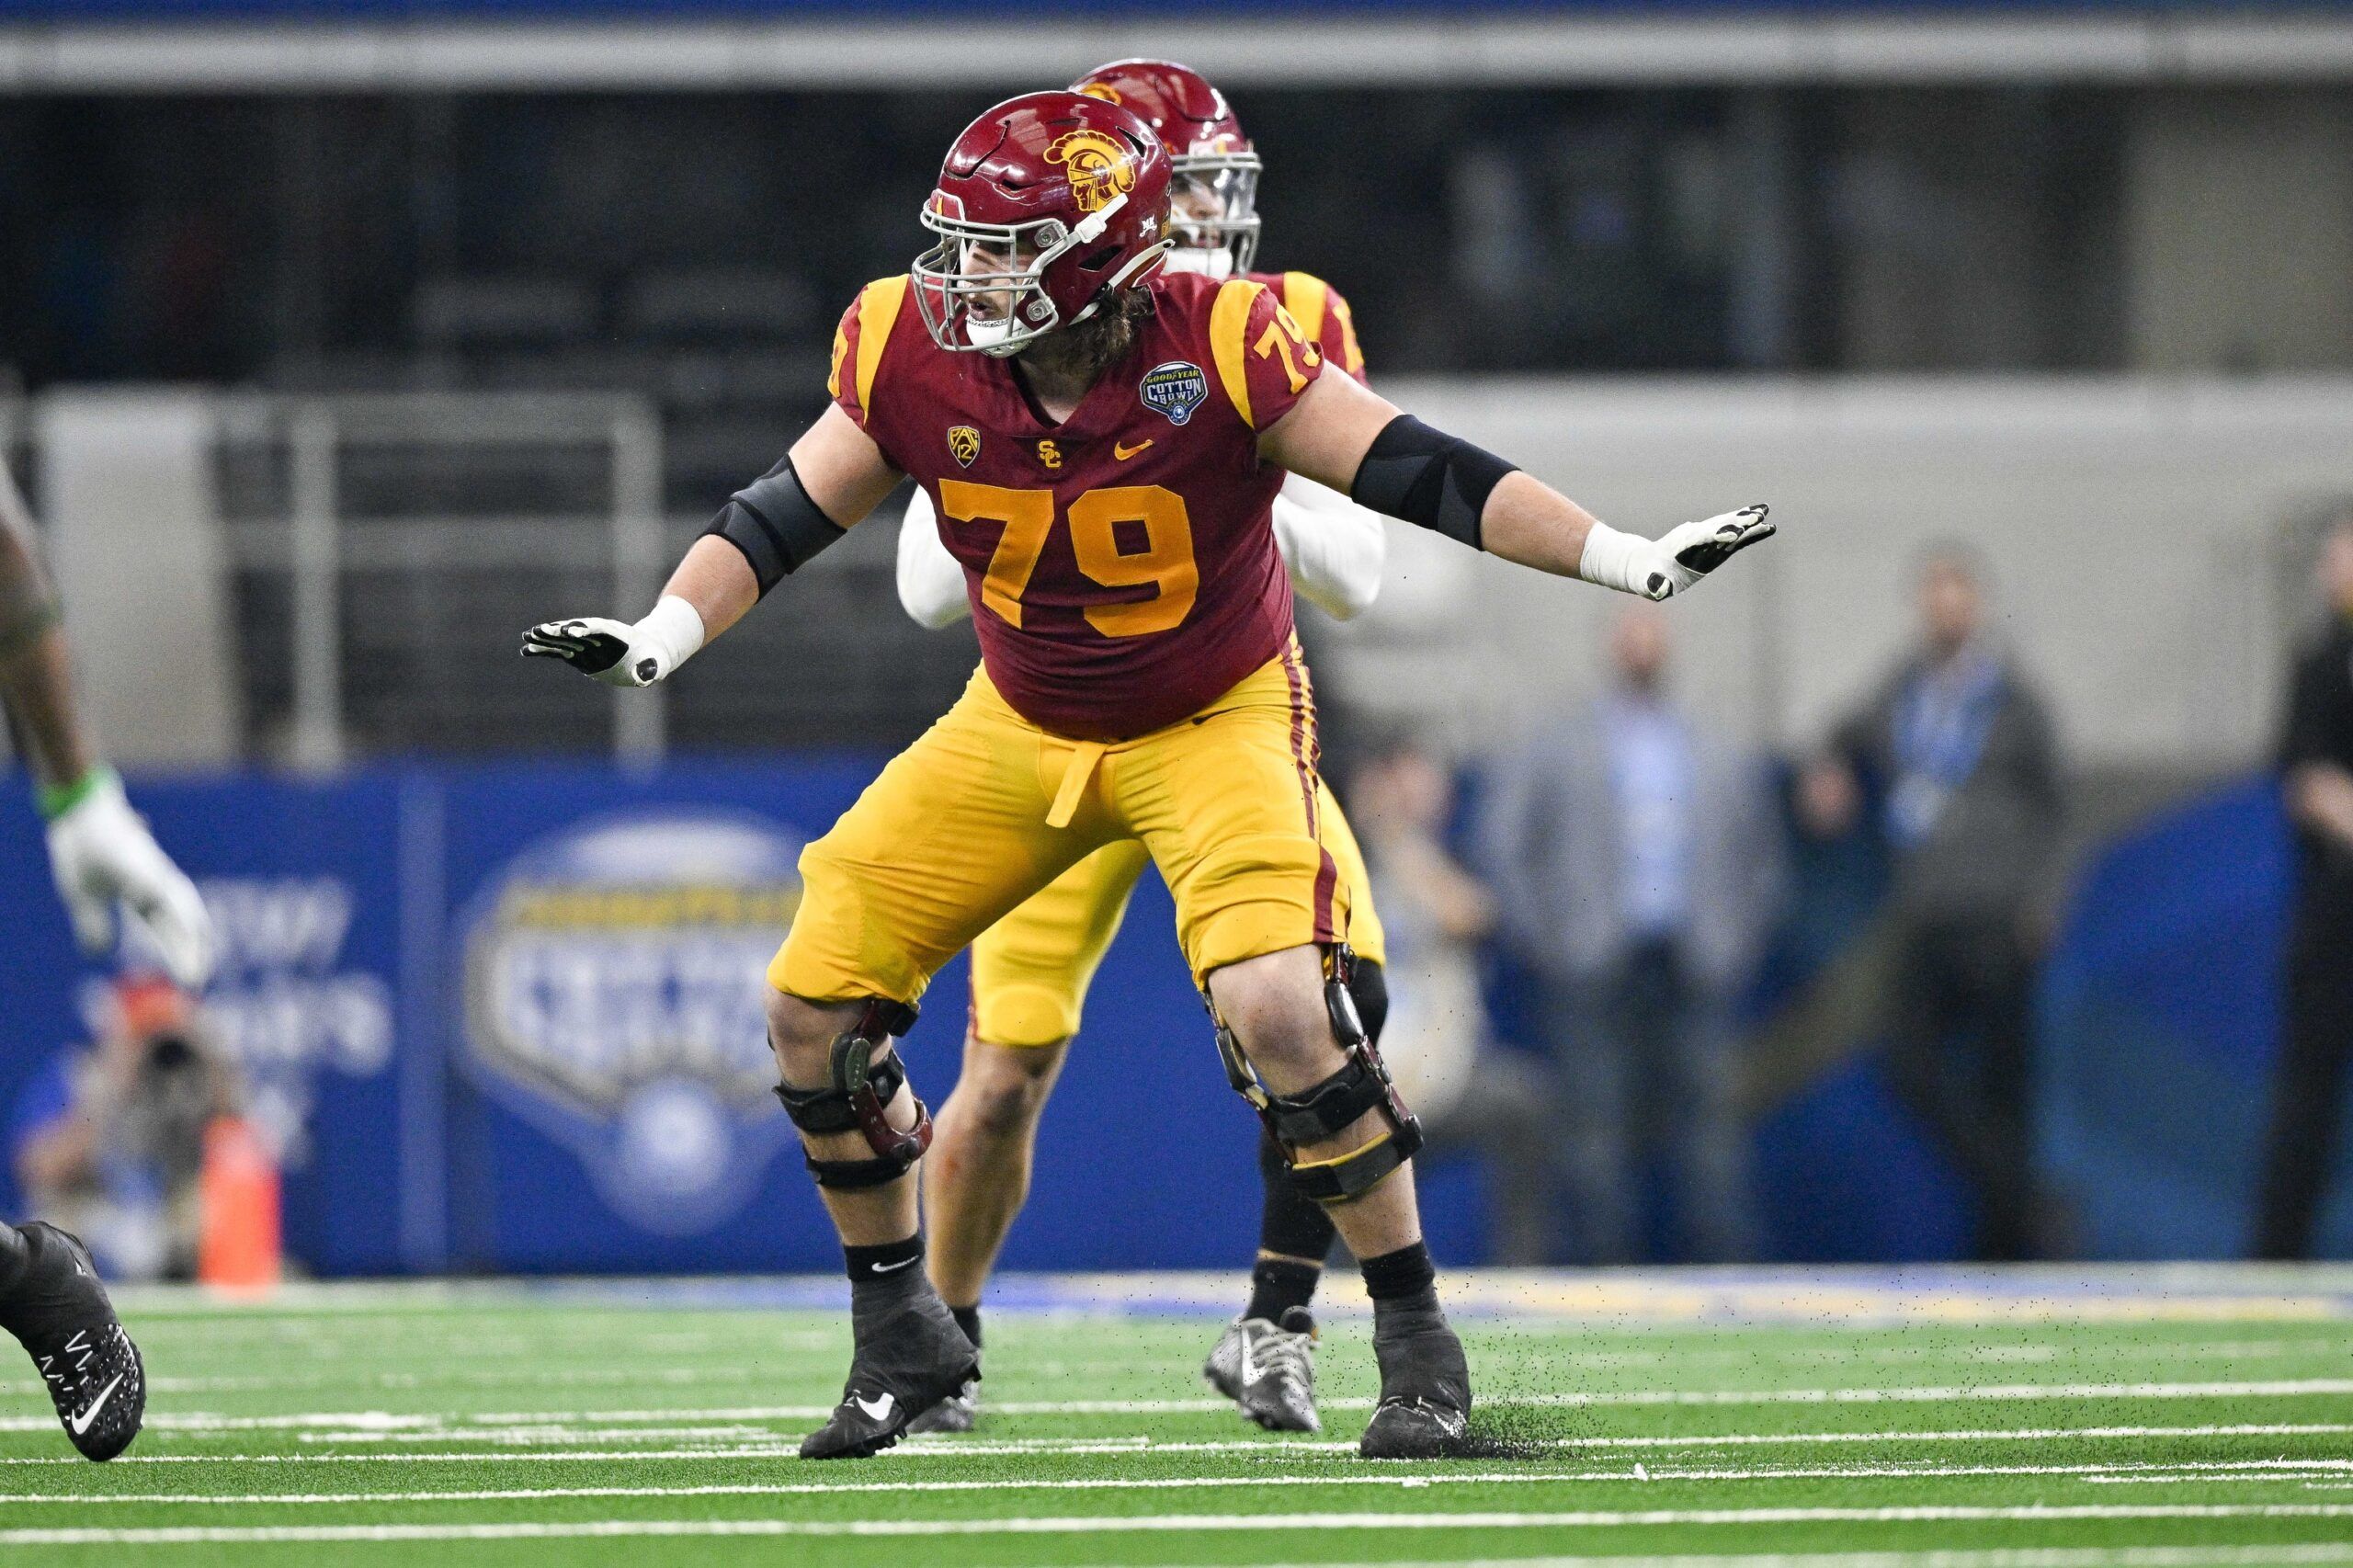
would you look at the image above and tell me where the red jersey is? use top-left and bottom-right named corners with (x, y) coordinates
top-left (829, 269), bottom-right (1330, 741)
top-left (1247, 270), bottom-right (1368, 385)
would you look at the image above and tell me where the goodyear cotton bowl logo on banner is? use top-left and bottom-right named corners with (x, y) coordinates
top-left (461, 812), bottom-right (802, 1234)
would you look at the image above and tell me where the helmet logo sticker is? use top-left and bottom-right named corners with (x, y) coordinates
top-left (948, 426), bottom-right (982, 467)
top-left (1140, 361), bottom-right (1209, 426)
top-left (1074, 83), bottom-right (1122, 105)
top-left (1044, 128), bottom-right (1138, 214)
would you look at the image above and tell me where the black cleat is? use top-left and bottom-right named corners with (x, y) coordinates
top-left (904, 1375), bottom-right (978, 1434)
top-left (0, 1224), bottom-right (145, 1461)
top-left (1203, 1308), bottom-right (1321, 1433)
top-left (801, 1288), bottom-right (977, 1460)
top-left (1358, 1316), bottom-right (1471, 1460)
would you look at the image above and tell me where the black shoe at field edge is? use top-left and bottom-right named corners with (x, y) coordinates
top-left (0, 1223), bottom-right (146, 1462)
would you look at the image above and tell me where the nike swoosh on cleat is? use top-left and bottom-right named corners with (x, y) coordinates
top-left (68, 1372), bottom-right (125, 1437)
top-left (868, 1256), bottom-right (919, 1274)
top-left (851, 1391), bottom-right (895, 1423)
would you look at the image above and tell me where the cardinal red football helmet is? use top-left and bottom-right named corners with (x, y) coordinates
top-left (912, 90), bottom-right (1173, 357)
top-left (1072, 59), bottom-right (1260, 278)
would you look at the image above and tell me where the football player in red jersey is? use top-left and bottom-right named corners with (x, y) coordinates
top-left (892, 60), bottom-right (1394, 1438)
top-left (527, 89), bottom-right (1774, 1460)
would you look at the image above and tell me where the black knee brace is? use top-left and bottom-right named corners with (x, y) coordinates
top-left (1211, 946), bottom-right (1424, 1206)
top-left (774, 998), bottom-right (931, 1188)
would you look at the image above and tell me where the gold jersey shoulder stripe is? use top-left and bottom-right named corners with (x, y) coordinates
top-left (826, 316), bottom-right (852, 403)
top-left (1279, 271), bottom-right (1330, 350)
top-left (1328, 287), bottom-right (1366, 377)
top-left (852, 275), bottom-right (912, 423)
top-left (1209, 277), bottom-right (1271, 430)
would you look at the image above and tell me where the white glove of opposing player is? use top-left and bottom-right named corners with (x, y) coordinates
top-left (1578, 505), bottom-right (1776, 601)
top-left (45, 768), bottom-right (217, 988)
top-left (519, 597), bottom-right (707, 688)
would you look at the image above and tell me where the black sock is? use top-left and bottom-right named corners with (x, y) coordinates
top-left (843, 1233), bottom-right (924, 1286)
top-left (1245, 1257), bottom-right (1322, 1324)
top-left (950, 1304), bottom-right (982, 1349)
top-left (1361, 1241), bottom-right (1442, 1328)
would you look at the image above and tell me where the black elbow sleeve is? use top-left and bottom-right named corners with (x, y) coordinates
top-left (1347, 415), bottom-right (1517, 551)
top-left (703, 456), bottom-right (847, 597)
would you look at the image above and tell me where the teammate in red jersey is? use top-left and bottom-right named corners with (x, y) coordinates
top-left (527, 88), bottom-right (1775, 1461)
top-left (892, 59), bottom-right (1395, 1438)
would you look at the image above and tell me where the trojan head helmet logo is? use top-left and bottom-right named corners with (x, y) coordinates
top-left (948, 426), bottom-right (981, 467)
top-left (1074, 82), bottom-right (1123, 105)
top-left (1044, 128), bottom-right (1137, 214)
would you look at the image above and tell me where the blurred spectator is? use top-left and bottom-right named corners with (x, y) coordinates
top-left (1800, 546), bottom-right (2062, 1260)
top-left (1351, 743), bottom-right (1553, 1266)
top-left (2254, 514), bottom-right (2353, 1260)
top-left (8, 975), bottom-right (238, 1281)
top-left (1479, 606), bottom-right (1781, 1264)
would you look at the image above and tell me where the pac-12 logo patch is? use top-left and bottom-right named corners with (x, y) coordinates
top-left (948, 426), bottom-right (982, 467)
top-left (1140, 360), bottom-right (1209, 426)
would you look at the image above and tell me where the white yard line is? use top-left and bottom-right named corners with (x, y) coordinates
top-left (2, 1420), bottom-right (2347, 1465)
top-left (9, 1503), bottom-right (2353, 1544)
top-left (7, 1379), bottom-right (2340, 1436)
top-left (1080, 1551), bottom-right (2353, 1568)
top-left (6, 1457), bottom-right (2352, 1506)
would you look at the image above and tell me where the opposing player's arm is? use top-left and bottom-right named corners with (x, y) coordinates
top-left (1257, 368), bottom-right (1774, 601)
top-left (1271, 473), bottom-right (1386, 621)
top-left (895, 486), bottom-right (972, 631)
top-left (2, 464), bottom-right (216, 986)
top-left (0, 465), bottom-right (88, 790)
top-left (523, 403), bottom-right (901, 686)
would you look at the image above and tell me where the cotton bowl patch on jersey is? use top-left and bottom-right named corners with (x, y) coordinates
top-left (1141, 359), bottom-right (1209, 426)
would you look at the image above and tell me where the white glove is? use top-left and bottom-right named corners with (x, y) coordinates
top-left (1577, 504), bottom-right (1775, 601)
top-left (44, 768), bottom-right (217, 988)
top-left (520, 597), bottom-right (706, 687)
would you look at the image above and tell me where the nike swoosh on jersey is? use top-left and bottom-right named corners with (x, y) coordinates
top-left (68, 1371), bottom-right (126, 1436)
top-left (1114, 439), bottom-right (1154, 460)
top-left (852, 1391), bottom-right (896, 1422)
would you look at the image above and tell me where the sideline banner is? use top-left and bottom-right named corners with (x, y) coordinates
top-left (0, 757), bottom-right (1518, 1276)
top-left (0, 775), bottom-right (407, 1276)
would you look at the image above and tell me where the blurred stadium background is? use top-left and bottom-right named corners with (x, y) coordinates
top-left (5, 0), bottom-right (2353, 1284)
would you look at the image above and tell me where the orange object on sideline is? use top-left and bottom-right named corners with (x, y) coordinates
top-left (198, 1118), bottom-right (281, 1291)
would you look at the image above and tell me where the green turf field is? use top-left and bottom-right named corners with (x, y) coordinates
top-left (4, 1268), bottom-right (2353, 1566)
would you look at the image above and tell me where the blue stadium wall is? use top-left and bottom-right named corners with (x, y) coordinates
top-left (0, 760), bottom-right (2345, 1275)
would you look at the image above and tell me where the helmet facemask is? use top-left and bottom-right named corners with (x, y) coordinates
top-left (1162, 148), bottom-right (1260, 279)
top-left (914, 194), bottom-right (1169, 357)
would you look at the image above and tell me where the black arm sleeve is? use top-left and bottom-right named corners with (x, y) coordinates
top-left (702, 456), bottom-right (847, 597)
top-left (1347, 414), bottom-right (1518, 551)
